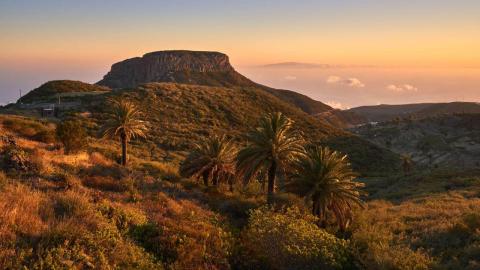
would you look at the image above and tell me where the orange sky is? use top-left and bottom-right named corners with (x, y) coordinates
top-left (0, 1), bottom-right (479, 104)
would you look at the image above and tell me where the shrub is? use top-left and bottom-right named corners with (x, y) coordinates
top-left (270, 192), bottom-right (306, 210)
top-left (136, 193), bottom-right (233, 269)
top-left (32, 129), bottom-right (56, 143)
top-left (235, 206), bottom-right (353, 270)
top-left (1, 144), bottom-right (29, 172)
top-left (56, 120), bottom-right (88, 154)
top-left (30, 207), bottom-right (161, 269)
top-left (29, 149), bottom-right (51, 175)
top-left (53, 191), bottom-right (91, 218)
top-left (349, 206), bottom-right (432, 270)
top-left (97, 201), bottom-right (148, 235)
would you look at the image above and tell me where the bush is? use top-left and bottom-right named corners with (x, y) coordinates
top-left (32, 129), bottom-right (56, 143)
top-left (135, 193), bottom-right (233, 269)
top-left (235, 206), bottom-right (353, 270)
top-left (97, 201), bottom-right (148, 235)
top-left (56, 120), bottom-right (88, 154)
top-left (53, 191), bottom-right (91, 218)
top-left (30, 206), bottom-right (161, 269)
top-left (29, 149), bottom-right (51, 175)
top-left (349, 206), bottom-right (432, 270)
top-left (1, 144), bottom-right (29, 172)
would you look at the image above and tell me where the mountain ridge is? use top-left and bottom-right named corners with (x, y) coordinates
top-left (349, 102), bottom-right (480, 122)
top-left (96, 50), bottom-right (337, 117)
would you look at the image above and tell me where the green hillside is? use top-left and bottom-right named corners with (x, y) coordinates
top-left (349, 102), bottom-right (480, 122)
top-left (18, 80), bottom-right (111, 103)
top-left (85, 83), bottom-right (400, 175)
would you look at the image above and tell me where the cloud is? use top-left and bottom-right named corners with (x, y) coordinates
top-left (326, 76), bottom-right (341, 83)
top-left (284, 75), bottom-right (297, 80)
top-left (344, 78), bottom-right (365, 88)
top-left (325, 101), bottom-right (349, 110)
top-left (386, 84), bottom-right (418, 92)
top-left (326, 75), bottom-right (365, 88)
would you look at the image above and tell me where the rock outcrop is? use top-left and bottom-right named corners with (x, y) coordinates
top-left (97, 50), bottom-right (243, 89)
top-left (96, 50), bottom-right (364, 127)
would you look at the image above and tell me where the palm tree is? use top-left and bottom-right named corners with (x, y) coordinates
top-left (236, 112), bottom-right (304, 204)
top-left (180, 135), bottom-right (237, 189)
top-left (101, 97), bottom-right (148, 166)
top-left (288, 146), bottom-right (365, 231)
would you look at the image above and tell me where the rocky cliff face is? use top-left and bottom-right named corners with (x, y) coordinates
top-left (96, 50), bottom-right (358, 126)
top-left (97, 50), bottom-right (237, 88)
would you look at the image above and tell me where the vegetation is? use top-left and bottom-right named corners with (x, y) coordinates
top-left (18, 80), bottom-right (110, 103)
top-left (2, 82), bottom-right (479, 269)
top-left (88, 83), bottom-right (401, 175)
top-left (237, 112), bottom-right (305, 203)
top-left (56, 119), bottom-right (88, 154)
top-left (288, 146), bottom-right (365, 231)
top-left (180, 134), bottom-right (237, 189)
top-left (101, 98), bottom-right (148, 166)
top-left (235, 207), bottom-right (352, 270)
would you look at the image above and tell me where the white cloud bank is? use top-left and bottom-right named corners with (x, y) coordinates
top-left (386, 84), bottom-right (418, 92)
top-left (326, 75), bottom-right (365, 88)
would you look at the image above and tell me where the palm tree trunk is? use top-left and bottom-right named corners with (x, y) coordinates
top-left (312, 200), bottom-right (317, 216)
top-left (228, 178), bottom-right (234, 192)
top-left (267, 160), bottom-right (277, 204)
top-left (202, 171), bottom-right (209, 186)
top-left (212, 171), bottom-right (219, 186)
top-left (121, 133), bottom-right (127, 166)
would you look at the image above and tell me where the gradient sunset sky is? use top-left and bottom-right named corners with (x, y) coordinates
top-left (1, 0), bottom-right (479, 106)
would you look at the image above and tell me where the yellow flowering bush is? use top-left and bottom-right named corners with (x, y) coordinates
top-left (235, 206), bottom-right (353, 270)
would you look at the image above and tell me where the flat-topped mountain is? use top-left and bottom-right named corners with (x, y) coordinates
top-left (96, 50), bottom-right (340, 117)
top-left (97, 50), bottom-right (247, 89)
top-left (6, 50), bottom-right (402, 174)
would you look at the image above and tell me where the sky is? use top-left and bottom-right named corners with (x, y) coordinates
top-left (1, 0), bottom-right (479, 107)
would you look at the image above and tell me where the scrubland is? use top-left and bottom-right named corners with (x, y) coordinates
top-left (0, 114), bottom-right (479, 269)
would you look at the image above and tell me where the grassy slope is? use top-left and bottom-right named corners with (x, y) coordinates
top-left (349, 102), bottom-right (480, 122)
top-left (1, 113), bottom-right (479, 269)
top-left (86, 83), bottom-right (400, 175)
top-left (18, 80), bottom-right (111, 103)
top-left (351, 113), bottom-right (480, 168)
top-left (153, 69), bottom-right (336, 116)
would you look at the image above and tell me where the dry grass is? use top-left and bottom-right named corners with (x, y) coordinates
top-left (0, 113), bottom-right (479, 269)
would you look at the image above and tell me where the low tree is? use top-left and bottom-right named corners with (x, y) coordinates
top-left (236, 112), bottom-right (304, 204)
top-left (56, 120), bottom-right (88, 154)
top-left (288, 146), bottom-right (365, 231)
top-left (101, 98), bottom-right (148, 166)
top-left (180, 135), bottom-right (237, 189)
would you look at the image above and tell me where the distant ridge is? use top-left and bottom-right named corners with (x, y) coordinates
top-left (348, 102), bottom-right (480, 122)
